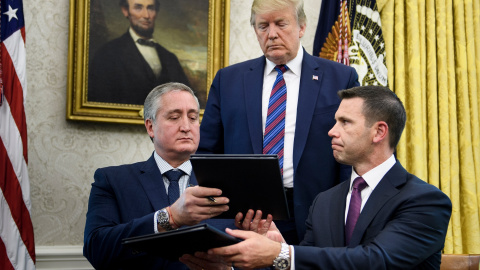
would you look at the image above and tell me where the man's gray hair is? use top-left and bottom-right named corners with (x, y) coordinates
top-left (250, 0), bottom-right (306, 26)
top-left (143, 82), bottom-right (199, 123)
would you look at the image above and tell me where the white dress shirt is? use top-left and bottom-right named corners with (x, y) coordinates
top-left (153, 151), bottom-right (192, 233)
top-left (344, 154), bottom-right (396, 223)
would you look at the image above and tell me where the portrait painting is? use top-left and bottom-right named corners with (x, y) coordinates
top-left (67, 0), bottom-right (229, 124)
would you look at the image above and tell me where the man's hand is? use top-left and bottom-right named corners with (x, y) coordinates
top-left (170, 186), bottom-right (229, 227)
top-left (207, 228), bottom-right (283, 269)
top-left (236, 209), bottom-right (285, 243)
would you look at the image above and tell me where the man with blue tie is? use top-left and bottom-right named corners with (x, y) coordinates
top-left (193, 86), bottom-right (452, 270)
top-left (83, 83), bottom-right (232, 269)
top-left (198, 0), bottom-right (359, 244)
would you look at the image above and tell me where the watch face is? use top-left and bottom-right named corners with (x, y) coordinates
top-left (158, 211), bottom-right (168, 223)
top-left (157, 209), bottom-right (175, 231)
top-left (278, 259), bottom-right (289, 268)
top-left (274, 258), bottom-right (290, 270)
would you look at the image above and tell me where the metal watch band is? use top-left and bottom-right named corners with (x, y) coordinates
top-left (273, 242), bottom-right (291, 270)
top-left (156, 208), bottom-right (175, 231)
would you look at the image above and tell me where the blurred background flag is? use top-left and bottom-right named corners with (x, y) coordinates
top-left (313, 0), bottom-right (388, 87)
top-left (0, 0), bottom-right (36, 269)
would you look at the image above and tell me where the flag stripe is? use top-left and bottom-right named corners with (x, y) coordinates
top-left (3, 30), bottom-right (27, 99)
top-left (0, 239), bottom-right (16, 270)
top-left (0, 100), bottom-right (31, 211)
top-left (0, 191), bottom-right (35, 270)
top-left (3, 28), bottom-right (27, 92)
top-left (0, 139), bottom-right (35, 264)
top-left (2, 33), bottom-right (28, 162)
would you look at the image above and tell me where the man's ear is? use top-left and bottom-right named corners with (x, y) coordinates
top-left (298, 23), bottom-right (306, 38)
top-left (121, 6), bottom-right (129, 18)
top-left (372, 121), bottom-right (388, 144)
top-left (145, 119), bottom-right (154, 140)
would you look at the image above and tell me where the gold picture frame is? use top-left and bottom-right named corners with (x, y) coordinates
top-left (67, 0), bottom-right (230, 124)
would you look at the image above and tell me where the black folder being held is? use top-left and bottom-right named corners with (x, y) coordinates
top-left (122, 224), bottom-right (241, 261)
top-left (190, 154), bottom-right (290, 220)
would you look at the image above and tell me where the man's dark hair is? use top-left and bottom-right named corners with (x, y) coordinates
top-left (119, 0), bottom-right (160, 12)
top-left (338, 85), bottom-right (406, 149)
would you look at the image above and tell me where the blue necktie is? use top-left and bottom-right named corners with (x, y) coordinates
top-left (345, 177), bottom-right (368, 244)
top-left (164, 170), bottom-right (184, 204)
top-left (263, 65), bottom-right (288, 175)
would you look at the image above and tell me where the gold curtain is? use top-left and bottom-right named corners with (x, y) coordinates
top-left (377, 0), bottom-right (480, 253)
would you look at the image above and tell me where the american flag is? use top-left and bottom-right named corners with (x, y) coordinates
top-left (0, 0), bottom-right (36, 269)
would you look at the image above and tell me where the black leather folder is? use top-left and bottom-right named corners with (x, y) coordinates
top-left (190, 154), bottom-right (290, 220)
top-left (121, 224), bottom-right (240, 260)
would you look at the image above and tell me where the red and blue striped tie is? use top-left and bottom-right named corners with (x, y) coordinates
top-left (263, 65), bottom-right (288, 175)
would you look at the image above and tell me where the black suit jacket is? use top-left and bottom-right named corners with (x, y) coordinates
top-left (295, 161), bottom-right (452, 269)
top-left (88, 32), bottom-right (190, 105)
top-left (83, 154), bottom-right (234, 269)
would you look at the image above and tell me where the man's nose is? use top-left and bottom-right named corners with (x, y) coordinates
top-left (179, 117), bottom-right (191, 132)
top-left (140, 8), bottom-right (151, 18)
top-left (268, 25), bottom-right (278, 39)
top-left (328, 124), bottom-right (337, 137)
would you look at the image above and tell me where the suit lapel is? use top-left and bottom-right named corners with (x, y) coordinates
top-left (120, 32), bottom-right (156, 81)
top-left (244, 56), bottom-right (267, 153)
top-left (138, 154), bottom-right (169, 210)
top-left (292, 50), bottom-right (324, 171)
top-left (348, 162), bottom-right (407, 246)
top-left (330, 181), bottom-right (350, 246)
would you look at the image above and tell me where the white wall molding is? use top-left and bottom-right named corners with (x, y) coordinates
top-left (36, 246), bottom-right (93, 270)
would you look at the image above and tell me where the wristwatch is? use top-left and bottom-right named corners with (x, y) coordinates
top-left (156, 208), bottom-right (175, 231)
top-left (273, 242), bottom-right (291, 270)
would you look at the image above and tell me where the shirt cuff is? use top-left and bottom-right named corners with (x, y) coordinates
top-left (290, 245), bottom-right (295, 270)
top-left (154, 210), bottom-right (160, 233)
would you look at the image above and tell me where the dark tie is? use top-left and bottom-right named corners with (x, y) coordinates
top-left (137, 38), bottom-right (156, 47)
top-left (164, 170), bottom-right (184, 204)
top-left (263, 65), bottom-right (288, 175)
top-left (345, 177), bottom-right (368, 245)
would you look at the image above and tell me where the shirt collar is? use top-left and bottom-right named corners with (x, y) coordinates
top-left (265, 45), bottom-right (303, 76)
top-left (153, 151), bottom-right (192, 176)
top-left (350, 154), bottom-right (396, 191)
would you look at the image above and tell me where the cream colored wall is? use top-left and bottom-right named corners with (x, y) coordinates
top-left (25, 0), bottom-right (320, 247)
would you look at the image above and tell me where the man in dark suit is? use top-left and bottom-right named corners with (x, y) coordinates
top-left (198, 0), bottom-right (359, 243)
top-left (193, 86), bottom-right (452, 270)
top-left (88, 0), bottom-right (189, 105)
top-left (83, 83), bottom-right (232, 269)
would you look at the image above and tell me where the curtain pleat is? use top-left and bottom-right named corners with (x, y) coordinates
top-left (377, 0), bottom-right (480, 253)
